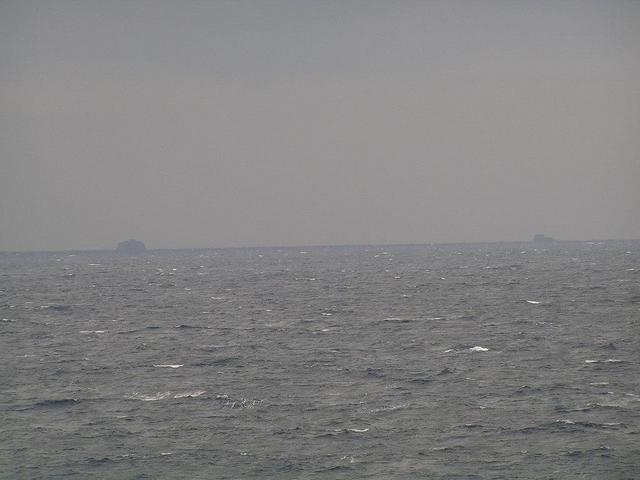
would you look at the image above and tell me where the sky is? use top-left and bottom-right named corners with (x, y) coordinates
top-left (1, 0), bottom-right (639, 251)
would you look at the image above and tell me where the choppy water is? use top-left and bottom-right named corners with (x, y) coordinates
top-left (1, 242), bottom-right (639, 479)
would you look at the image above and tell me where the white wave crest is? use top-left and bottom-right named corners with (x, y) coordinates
top-left (470, 346), bottom-right (489, 352)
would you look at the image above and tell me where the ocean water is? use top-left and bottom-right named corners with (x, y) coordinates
top-left (1, 242), bottom-right (638, 479)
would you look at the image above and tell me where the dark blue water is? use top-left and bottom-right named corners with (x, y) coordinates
top-left (1, 242), bottom-right (639, 479)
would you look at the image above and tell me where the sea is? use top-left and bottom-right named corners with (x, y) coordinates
top-left (1, 241), bottom-right (638, 479)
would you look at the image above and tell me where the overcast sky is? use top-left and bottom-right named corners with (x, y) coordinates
top-left (1, 0), bottom-right (639, 251)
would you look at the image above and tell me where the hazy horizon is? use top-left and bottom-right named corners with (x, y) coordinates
top-left (2, 234), bottom-right (639, 254)
top-left (2, 1), bottom-right (639, 251)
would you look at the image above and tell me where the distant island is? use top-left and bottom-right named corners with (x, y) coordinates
top-left (532, 234), bottom-right (554, 243)
top-left (115, 239), bottom-right (146, 254)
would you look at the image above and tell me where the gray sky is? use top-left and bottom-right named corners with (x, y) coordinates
top-left (1, 0), bottom-right (639, 251)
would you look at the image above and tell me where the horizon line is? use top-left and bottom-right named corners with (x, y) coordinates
top-left (1, 237), bottom-right (639, 255)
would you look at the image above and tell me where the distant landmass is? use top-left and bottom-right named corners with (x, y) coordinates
top-left (115, 239), bottom-right (146, 254)
top-left (532, 234), bottom-right (554, 243)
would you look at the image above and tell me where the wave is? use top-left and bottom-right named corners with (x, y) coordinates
top-left (554, 419), bottom-right (626, 429)
top-left (469, 346), bottom-right (489, 352)
top-left (17, 398), bottom-right (81, 410)
top-left (116, 325), bottom-right (161, 334)
top-left (214, 395), bottom-right (263, 409)
top-left (86, 457), bottom-right (113, 465)
top-left (584, 359), bottom-right (625, 364)
top-left (367, 403), bottom-right (410, 414)
top-left (365, 367), bottom-right (385, 378)
top-left (316, 465), bottom-right (353, 473)
top-left (128, 392), bottom-right (173, 401)
top-left (318, 427), bottom-right (370, 437)
top-left (382, 317), bottom-right (413, 323)
top-left (49, 304), bottom-right (72, 312)
top-left (512, 420), bottom-right (627, 434)
top-left (430, 445), bottom-right (466, 452)
top-left (127, 390), bottom-right (207, 401)
top-left (191, 357), bottom-right (241, 366)
top-left (409, 377), bottom-right (433, 384)
top-left (564, 445), bottom-right (612, 458)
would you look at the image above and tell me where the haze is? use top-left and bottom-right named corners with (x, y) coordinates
top-left (1, 0), bottom-right (639, 251)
